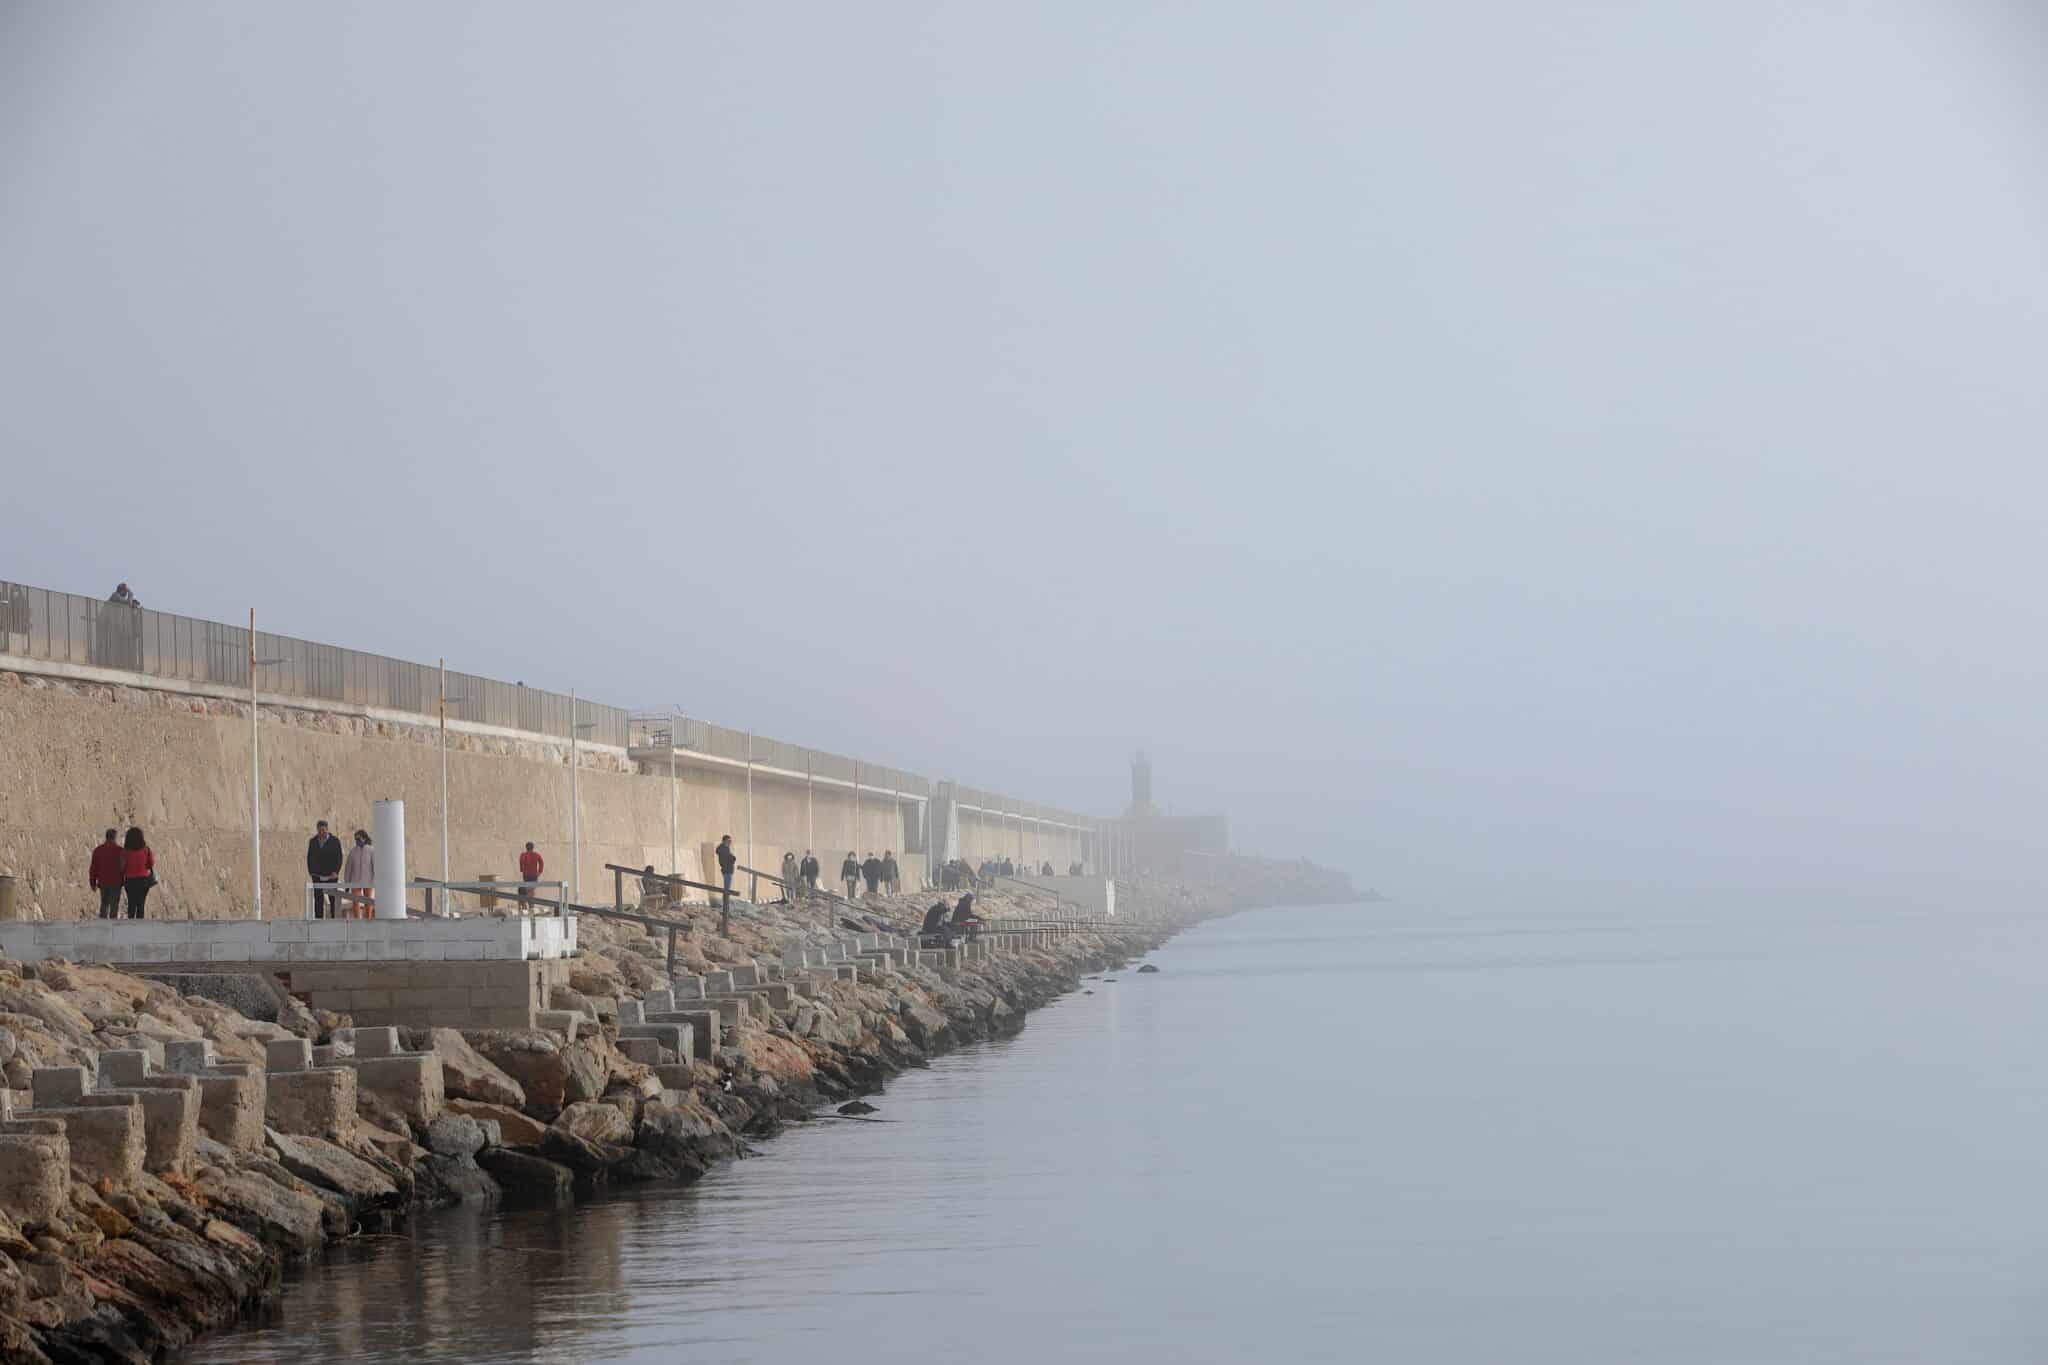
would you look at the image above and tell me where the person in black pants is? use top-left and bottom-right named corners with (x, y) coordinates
top-left (307, 820), bottom-right (344, 918)
top-left (122, 827), bottom-right (155, 918)
top-left (841, 852), bottom-right (859, 900)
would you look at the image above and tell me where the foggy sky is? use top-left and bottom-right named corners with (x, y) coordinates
top-left (3, 3), bottom-right (2044, 910)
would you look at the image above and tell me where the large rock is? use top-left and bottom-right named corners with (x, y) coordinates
top-left (421, 1152), bottom-right (498, 1205)
top-left (263, 1130), bottom-right (402, 1214)
top-left (635, 1097), bottom-right (742, 1174)
top-left (422, 1113), bottom-right (488, 1159)
top-left (552, 1102), bottom-right (634, 1147)
top-left (541, 1102), bottom-right (635, 1171)
top-left (187, 1166), bottom-right (326, 1255)
top-left (445, 1099), bottom-right (546, 1147)
top-left (460, 1030), bottom-right (603, 1119)
top-left (476, 1148), bottom-right (573, 1198)
top-left (404, 1028), bottom-right (525, 1109)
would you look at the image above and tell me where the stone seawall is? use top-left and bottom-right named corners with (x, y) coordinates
top-left (0, 669), bottom-right (1034, 922)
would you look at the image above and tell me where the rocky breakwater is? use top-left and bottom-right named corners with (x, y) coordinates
top-left (0, 885), bottom-right (1183, 1361)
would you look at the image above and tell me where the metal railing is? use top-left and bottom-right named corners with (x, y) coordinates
top-left (2, 579), bottom-right (631, 745)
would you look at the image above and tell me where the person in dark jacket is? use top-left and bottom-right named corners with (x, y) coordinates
top-left (121, 827), bottom-right (155, 918)
top-left (307, 820), bottom-right (344, 919)
top-left (920, 902), bottom-right (950, 938)
top-left (841, 852), bottom-right (859, 899)
top-left (716, 835), bottom-right (737, 904)
top-left (860, 854), bottom-right (882, 895)
top-left (881, 851), bottom-right (900, 894)
top-left (89, 829), bottom-right (125, 919)
top-left (800, 851), bottom-right (820, 892)
top-left (951, 892), bottom-right (977, 925)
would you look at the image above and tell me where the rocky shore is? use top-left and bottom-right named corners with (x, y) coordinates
top-left (0, 884), bottom-right (1195, 1363)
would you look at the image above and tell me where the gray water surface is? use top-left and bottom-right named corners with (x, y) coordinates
top-left (191, 905), bottom-right (2048, 1363)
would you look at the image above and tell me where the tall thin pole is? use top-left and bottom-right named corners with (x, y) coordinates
top-left (806, 753), bottom-right (814, 854)
top-left (745, 730), bottom-right (754, 871)
top-left (853, 761), bottom-right (861, 855)
top-left (249, 608), bottom-right (260, 919)
top-left (569, 689), bottom-right (581, 905)
top-left (439, 659), bottom-right (450, 890)
top-left (669, 709), bottom-right (678, 878)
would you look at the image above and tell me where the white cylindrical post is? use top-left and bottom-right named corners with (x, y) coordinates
top-left (372, 799), bottom-right (407, 920)
top-left (570, 690), bottom-right (581, 905)
top-left (669, 710), bottom-right (679, 877)
top-left (439, 659), bottom-right (450, 891)
top-left (249, 609), bottom-right (260, 918)
top-left (745, 730), bottom-right (754, 871)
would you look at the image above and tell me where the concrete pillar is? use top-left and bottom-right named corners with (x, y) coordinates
top-left (372, 799), bottom-right (407, 920)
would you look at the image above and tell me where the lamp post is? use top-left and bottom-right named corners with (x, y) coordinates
top-left (669, 706), bottom-right (681, 879)
top-left (438, 660), bottom-right (473, 898)
top-left (569, 691), bottom-right (596, 905)
top-left (247, 610), bottom-right (289, 919)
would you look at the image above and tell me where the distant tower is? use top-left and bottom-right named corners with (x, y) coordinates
top-left (1129, 749), bottom-right (1155, 817)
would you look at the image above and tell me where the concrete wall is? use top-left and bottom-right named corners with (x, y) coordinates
top-left (0, 668), bottom-right (928, 920)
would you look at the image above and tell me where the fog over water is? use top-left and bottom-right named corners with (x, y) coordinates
top-left (5, 3), bottom-right (2047, 905)
top-left (194, 905), bottom-right (2048, 1364)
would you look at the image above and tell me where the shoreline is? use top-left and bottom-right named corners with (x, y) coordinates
top-left (0, 887), bottom-right (1233, 1363)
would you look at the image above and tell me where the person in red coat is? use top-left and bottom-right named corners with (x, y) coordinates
top-left (88, 829), bottom-right (125, 919)
top-left (120, 827), bottom-right (155, 918)
top-left (518, 843), bottom-right (544, 901)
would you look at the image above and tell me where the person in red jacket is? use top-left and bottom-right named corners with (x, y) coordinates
top-left (88, 829), bottom-right (125, 919)
top-left (121, 827), bottom-right (155, 918)
top-left (518, 842), bottom-right (544, 903)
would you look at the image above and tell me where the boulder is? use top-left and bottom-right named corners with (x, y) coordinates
top-left (446, 1099), bottom-right (547, 1147)
top-left (264, 1129), bottom-right (402, 1213)
top-left (404, 1028), bottom-right (525, 1109)
top-left (634, 1097), bottom-right (742, 1173)
top-left (552, 1102), bottom-right (634, 1148)
top-left (459, 1030), bottom-right (602, 1119)
top-left (421, 1152), bottom-right (498, 1205)
top-left (187, 1166), bottom-right (326, 1255)
top-left (476, 1148), bottom-right (573, 1198)
top-left (422, 1114), bottom-right (488, 1159)
top-left (1136, 964), bottom-right (1160, 974)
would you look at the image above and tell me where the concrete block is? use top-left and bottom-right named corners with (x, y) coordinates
top-left (666, 1008), bottom-right (720, 1058)
top-left (98, 1081), bottom-right (199, 1175)
top-left (644, 989), bottom-right (676, 1013)
top-left (616, 999), bottom-right (644, 1025)
top-left (534, 1010), bottom-right (581, 1040)
top-left (34, 1102), bottom-right (143, 1185)
top-left (728, 963), bottom-right (761, 988)
top-left (615, 1036), bottom-right (663, 1066)
top-left (31, 1067), bottom-right (87, 1108)
top-left (741, 983), bottom-right (795, 1009)
top-left (197, 1067), bottom-right (266, 1150)
top-left (702, 971), bottom-right (735, 995)
top-left (266, 1038), bottom-right (313, 1073)
top-left (167, 1039), bottom-right (220, 1075)
top-left (672, 977), bottom-right (706, 1001)
top-left (347, 1054), bottom-right (445, 1127)
top-left (355, 1026), bottom-right (401, 1058)
top-left (0, 1131), bottom-right (69, 1227)
top-left (98, 1050), bottom-right (151, 1087)
top-left (265, 1067), bottom-right (357, 1141)
top-left (619, 1023), bottom-right (688, 1061)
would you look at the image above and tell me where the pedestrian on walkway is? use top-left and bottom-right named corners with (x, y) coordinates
top-left (780, 851), bottom-right (801, 903)
top-left (716, 834), bottom-right (737, 903)
top-left (307, 820), bottom-right (344, 919)
top-left (89, 829), bottom-right (125, 919)
top-left (518, 842), bottom-right (544, 900)
top-left (841, 851), bottom-right (859, 900)
top-left (801, 851), bottom-right (820, 893)
top-left (881, 850), bottom-right (900, 894)
top-left (343, 829), bottom-right (375, 919)
top-left (121, 827), bottom-right (155, 918)
top-left (861, 852), bottom-right (883, 895)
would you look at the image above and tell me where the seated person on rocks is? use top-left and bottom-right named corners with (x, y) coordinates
top-left (920, 901), bottom-right (952, 946)
top-left (950, 892), bottom-right (980, 937)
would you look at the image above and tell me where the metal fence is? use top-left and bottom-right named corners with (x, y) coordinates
top-left (625, 712), bottom-right (928, 798)
top-left (0, 579), bottom-right (630, 746)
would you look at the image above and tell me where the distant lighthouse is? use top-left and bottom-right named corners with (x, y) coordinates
top-left (1129, 749), bottom-right (1155, 817)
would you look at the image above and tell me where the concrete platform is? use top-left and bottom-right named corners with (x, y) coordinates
top-left (0, 915), bottom-right (579, 966)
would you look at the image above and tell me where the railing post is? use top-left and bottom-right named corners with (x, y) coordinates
top-left (614, 866), bottom-right (623, 913)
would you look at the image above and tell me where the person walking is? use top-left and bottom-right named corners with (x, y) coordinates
top-left (89, 829), bottom-right (125, 919)
top-left (518, 842), bottom-right (544, 903)
top-left (307, 820), bottom-right (344, 919)
top-left (861, 852), bottom-right (882, 895)
top-left (881, 850), bottom-right (900, 895)
top-left (801, 850), bottom-right (820, 893)
top-left (841, 851), bottom-right (859, 900)
top-left (780, 851), bottom-right (801, 903)
top-left (716, 834), bottom-right (737, 902)
top-left (342, 829), bottom-right (375, 919)
top-left (121, 827), bottom-right (155, 918)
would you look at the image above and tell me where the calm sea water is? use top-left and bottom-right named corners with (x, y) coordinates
top-left (192, 904), bottom-right (2048, 1363)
